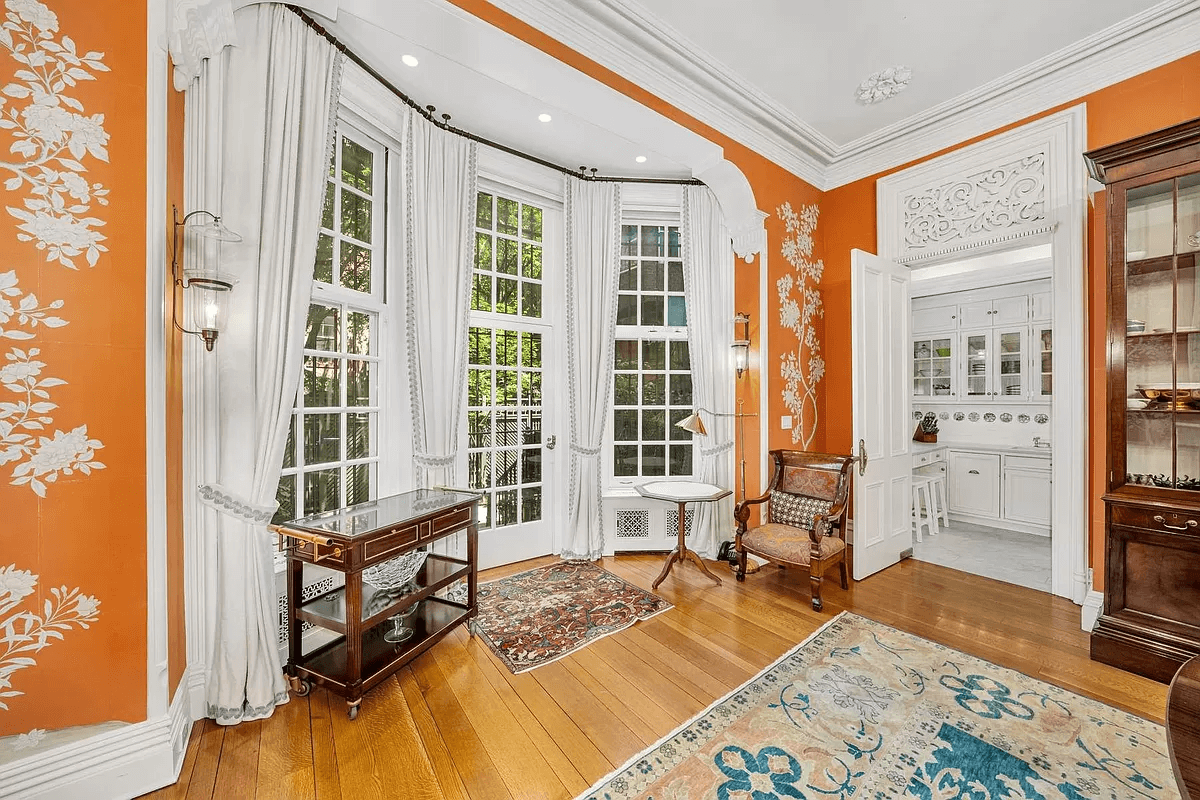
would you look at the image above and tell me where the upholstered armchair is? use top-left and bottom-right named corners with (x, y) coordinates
top-left (733, 449), bottom-right (854, 611)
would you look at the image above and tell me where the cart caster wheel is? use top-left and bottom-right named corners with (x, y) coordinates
top-left (347, 702), bottom-right (360, 721)
top-left (293, 679), bottom-right (311, 697)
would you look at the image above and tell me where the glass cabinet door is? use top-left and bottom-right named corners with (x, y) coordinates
top-left (996, 327), bottom-right (1025, 399)
top-left (963, 331), bottom-right (990, 400)
top-left (912, 336), bottom-right (954, 399)
top-left (1123, 170), bottom-right (1200, 491)
top-left (1035, 326), bottom-right (1052, 399)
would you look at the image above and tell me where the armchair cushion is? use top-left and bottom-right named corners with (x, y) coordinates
top-left (741, 523), bottom-right (846, 566)
top-left (769, 491), bottom-right (833, 533)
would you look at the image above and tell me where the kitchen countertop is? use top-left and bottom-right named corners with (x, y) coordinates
top-left (912, 441), bottom-right (1051, 458)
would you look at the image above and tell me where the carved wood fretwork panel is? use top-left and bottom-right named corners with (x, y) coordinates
top-left (902, 151), bottom-right (1046, 258)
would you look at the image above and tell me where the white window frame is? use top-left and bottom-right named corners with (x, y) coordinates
top-left (607, 214), bottom-right (695, 488)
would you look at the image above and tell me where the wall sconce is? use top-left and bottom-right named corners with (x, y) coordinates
top-left (171, 207), bottom-right (239, 351)
top-left (732, 311), bottom-right (751, 378)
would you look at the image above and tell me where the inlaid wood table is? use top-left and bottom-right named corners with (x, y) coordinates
top-left (637, 480), bottom-right (732, 590)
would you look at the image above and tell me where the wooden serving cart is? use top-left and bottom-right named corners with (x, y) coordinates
top-left (269, 489), bottom-right (480, 719)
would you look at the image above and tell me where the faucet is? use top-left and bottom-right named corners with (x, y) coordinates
top-left (1033, 436), bottom-right (1051, 449)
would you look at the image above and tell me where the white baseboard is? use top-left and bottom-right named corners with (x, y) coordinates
top-left (1081, 590), bottom-right (1104, 633)
top-left (0, 668), bottom-right (195, 800)
top-left (187, 663), bottom-right (207, 723)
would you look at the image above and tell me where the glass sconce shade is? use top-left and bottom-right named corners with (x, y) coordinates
top-left (732, 311), bottom-right (751, 378)
top-left (183, 271), bottom-right (234, 351)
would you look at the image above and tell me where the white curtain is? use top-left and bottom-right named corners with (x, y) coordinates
top-left (683, 185), bottom-right (736, 559)
top-left (405, 114), bottom-right (478, 490)
top-left (562, 177), bottom-right (622, 560)
top-left (191, 4), bottom-right (342, 724)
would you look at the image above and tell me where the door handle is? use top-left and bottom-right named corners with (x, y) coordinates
top-left (857, 439), bottom-right (868, 477)
top-left (1153, 514), bottom-right (1197, 531)
top-left (546, 435), bottom-right (557, 450)
top-left (968, 470), bottom-right (979, 475)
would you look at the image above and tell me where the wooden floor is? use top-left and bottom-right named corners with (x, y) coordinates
top-left (143, 554), bottom-right (1168, 800)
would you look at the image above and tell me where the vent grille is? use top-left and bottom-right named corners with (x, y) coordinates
top-left (277, 575), bottom-right (337, 647)
top-left (615, 509), bottom-right (650, 538)
top-left (666, 508), bottom-right (694, 538)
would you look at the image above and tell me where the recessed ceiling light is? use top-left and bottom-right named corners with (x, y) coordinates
top-left (635, 155), bottom-right (647, 163)
top-left (538, 113), bottom-right (552, 123)
top-left (401, 54), bottom-right (419, 67)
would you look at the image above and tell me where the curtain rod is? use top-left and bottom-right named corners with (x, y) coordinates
top-left (287, 6), bottom-right (704, 187)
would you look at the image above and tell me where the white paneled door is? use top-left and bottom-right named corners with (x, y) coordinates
top-left (852, 249), bottom-right (913, 580)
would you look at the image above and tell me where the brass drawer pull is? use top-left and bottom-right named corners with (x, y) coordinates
top-left (1153, 515), bottom-right (1198, 531)
top-left (269, 524), bottom-right (344, 563)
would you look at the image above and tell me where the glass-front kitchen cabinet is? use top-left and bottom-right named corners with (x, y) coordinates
top-left (1085, 116), bottom-right (1200, 683)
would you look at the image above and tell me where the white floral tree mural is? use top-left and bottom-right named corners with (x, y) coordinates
top-left (0, 0), bottom-right (107, 496)
top-left (776, 202), bottom-right (824, 450)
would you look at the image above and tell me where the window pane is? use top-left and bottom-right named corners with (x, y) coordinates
top-left (346, 463), bottom-right (373, 507)
top-left (670, 373), bottom-right (693, 406)
top-left (495, 449), bottom-right (517, 487)
top-left (346, 360), bottom-right (371, 406)
top-left (339, 241), bottom-right (371, 293)
top-left (469, 327), bottom-right (492, 365)
top-left (667, 227), bottom-right (680, 258)
top-left (496, 329), bottom-right (518, 367)
top-left (303, 356), bottom-right (339, 407)
top-left (670, 409), bottom-right (693, 440)
top-left (642, 341), bottom-right (665, 370)
top-left (614, 444), bottom-right (638, 476)
top-left (521, 486), bottom-right (541, 523)
top-left (496, 370), bottom-right (518, 406)
top-left (496, 238), bottom-right (518, 275)
top-left (670, 341), bottom-right (690, 370)
top-left (641, 261), bottom-right (664, 291)
top-left (613, 374), bottom-right (637, 405)
top-left (642, 444), bottom-right (665, 476)
top-left (520, 410), bottom-right (541, 444)
top-left (340, 137), bottom-right (373, 192)
top-left (643, 373), bottom-right (665, 405)
top-left (520, 371), bottom-right (541, 404)
top-left (496, 197), bottom-right (518, 235)
top-left (496, 411), bottom-right (518, 446)
top-left (668, 261), bottom-right (684, 292)
top-left (476, 193), bottom-right (493, 229)
top-left (469, 368), bottom-right (492, 406)
top-left (304, 469), bottom-right (340, 515)
top-left (273, 474), bottom-right (295, 524)
top-left (521, 449), bottom-right (542, 484)
top-left (347, 413), bottom-right (372, 459)
top-left (614, 409), bottom-right (638, 440)
top-left (304, 413), bottom-right (340, 464)
top-left (340, 191), bottom-right (372, 243)
top-left (306, 304), bottom-right (339, 352)
top-left (640, 226), bottom-right (664, 257)
top-left (469, 451), bottom-right (492, 489)
top-left (522, 205), bottom-right (542, 242)
top-left (472, 274), bottom-right (492, 312)
top-left (321, 180), bottom-right (334, 230)
top-left (522, 283), bottom-right (542, 318)
top-left (521, 243), bottom-right (542, 279)
top-left (616, 295), bottom-right (638, 325)
top-left (282, 416), bottom-right (295, 469)
top-left (477, 493), bottom-right (492, 530)
top-left (669, 444), bottom-right (692, 476)
top-left (475, 233), bottom-right (493, 271)
top-left (642, 409), bottom-right (665, 441)
top-left (314, 233), bottom-right (333, 283)
top-left (522, 332), bottom-right (542, 368)
top-left (619, 260), bottom-right (638, 290)
top-left (667, 296), bottom-right (687, 326)
top-left (495, 489), bottom-right (517, 526)
top-left (497, 277), bottom-right (518, 315)
top-left (469, 411), bottom-right (492, 449)
top-left (614, 340), bottom-right (638, 369)
top-left (641, 295), bottom-right (664, 326)
top-left (347, 312), bottom-right (371, 355)
top-left (621, 225), bottom-right (638, 256)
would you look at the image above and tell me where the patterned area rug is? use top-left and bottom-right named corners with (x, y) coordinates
top-left (581, 612), bottom-right (1179, 800)
top-left (475, 561), bottom-right (672, 674)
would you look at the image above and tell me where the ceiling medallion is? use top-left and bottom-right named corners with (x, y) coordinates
top-left (855, 66), bottom-right (912, 105)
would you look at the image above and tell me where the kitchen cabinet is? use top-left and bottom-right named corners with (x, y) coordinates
top-left (959, 294), bottom-right (1028, 328)
top-left (1031, 291), bottom-right (1052, 322)
top-left (948, 451), bottom-right (1000, 518)
top-left (1085, 116), bottom-right (1200, 682)
top-left (1002, 457), bottom-right (1052, 527)
top-left (1034, 325), bottom-right (1052, 399)
top-left (960, 327), bottom-right (1029, 401)
top-left (947, 448), bottom-right (1050, 534)
top-left (913, 303), bottom-right (958, 334)
top-left (912, 336), bottom-right (955, 399)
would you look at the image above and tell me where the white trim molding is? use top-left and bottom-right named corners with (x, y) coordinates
top-left (876, 105), bottom-right (1089, 605)
top-left (487, 0), bottom-right (1200, 190)
top-left (1081, 590), bottom-right (1104, 632)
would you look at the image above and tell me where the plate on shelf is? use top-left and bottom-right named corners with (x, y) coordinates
top-left (1152, 327), bottom-right (1172, 333)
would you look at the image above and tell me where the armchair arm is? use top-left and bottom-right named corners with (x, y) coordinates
top-left (808, 499), bottom-right (849, 544)
top-left (733, 491), bottom-right (770, 534)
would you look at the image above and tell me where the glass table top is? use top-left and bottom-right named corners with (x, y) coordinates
top-left (279, 489), bottom-right (480, 538)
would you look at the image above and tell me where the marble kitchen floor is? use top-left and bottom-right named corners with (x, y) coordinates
top-left (911, 520), bottom-right (1052, 593)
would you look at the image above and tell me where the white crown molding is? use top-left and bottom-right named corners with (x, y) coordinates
top-left (488, 0), bottom-right (1200, 191)
top-left (484, 0), bottom-right (831, 189)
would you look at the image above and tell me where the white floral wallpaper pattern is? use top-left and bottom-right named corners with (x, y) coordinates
top-left (776, 202), bottom-right (824, 449)
top-left (0, 0), bottom-right (104, 730)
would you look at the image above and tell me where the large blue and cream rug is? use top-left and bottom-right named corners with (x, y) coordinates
top-left (582, 612), bottom-right (1178, 799)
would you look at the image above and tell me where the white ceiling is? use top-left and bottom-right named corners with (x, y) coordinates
top-left (312, 0), bottom-right (1200, 190)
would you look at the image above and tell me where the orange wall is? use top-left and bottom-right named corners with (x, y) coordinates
top-left (821, 51), bottom-right (1200, 592)
top-left (0, 0), bottom-right (149, 734)
top-left (447, 0), bottom-right (828, 499)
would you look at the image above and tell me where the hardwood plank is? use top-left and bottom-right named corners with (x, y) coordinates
top-left (411, 651), bottom-right (512, 800)
top-left (399, 667), bottom-right (471, 800)
top-left (558, 647), bottom-right (675, 741)
top-left (529, 660), bottom-right (647, 765)
top-left (309, 688), bottom-right (343, 800)
top-left (255, 694), bottom-right (316, 800)
top-left (141, 720), bottom-right (204, 800)
top-left (210, 717), bottom-right (261, 800)
top-left (182, 720), bottom-right (226, 800)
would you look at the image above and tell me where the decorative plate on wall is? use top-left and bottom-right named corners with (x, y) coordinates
top-left (939, 412), bottom-right (949, 420)
top-left (1035, 413), bottom-right (1049, 424)
top-left (968, 412), bottom-right (980, 422)
top-left (954, 412), bottom-right (965, 421)
top-left (1000, 413), bottom-right (1012, 423)
top-left (1018, 414), bottom-right (1030, 423)
top-left (983, 413), bottom-right (997, 422)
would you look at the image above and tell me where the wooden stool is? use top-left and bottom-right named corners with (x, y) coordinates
top-left (912, 477), bottom-right (935, 542)
top-left (927, 471), bottom-right (949, 528)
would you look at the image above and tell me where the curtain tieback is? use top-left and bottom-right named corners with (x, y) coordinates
top-left (569, 442), bottom-right (602, 457)
top-left (699, 440), bottom-right (735, 457)
top-left (413, 452), bottom-right (457, 468)
top-left (198, 483), bottom-right (277, 525)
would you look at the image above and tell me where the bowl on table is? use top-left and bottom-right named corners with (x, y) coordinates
top-left (1127, 320), bottom-right (1146, 333)
top-left (1136, 383), bottom-right (1200, 408)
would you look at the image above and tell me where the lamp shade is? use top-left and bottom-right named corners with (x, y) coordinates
top-left (675, 411), bottom-right (707, 436)
top-left (183, 270), bottom-right (234, 351)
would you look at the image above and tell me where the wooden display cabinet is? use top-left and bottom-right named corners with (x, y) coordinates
top-left (270, 489), bottom-right (480, 718)
top-left (1086, 117), bottom-right (1200, 683)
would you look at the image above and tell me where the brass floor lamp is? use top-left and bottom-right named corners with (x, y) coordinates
top-left (675, 398), bottom-right (758, 502)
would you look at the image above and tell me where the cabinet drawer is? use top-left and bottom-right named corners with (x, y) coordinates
top-left (914, 451), bottom-right (931, 467)
top-left (1110, 504), bottom-right (1200, 535)
top-left (1005, 455), bottom-right (1050, 471)
top-left (433, 506), bottom-right (472, 534)
top-left (363, 524), bottom-right (419, 561)
top-left (948, 451), bottom-right (1001, 518)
